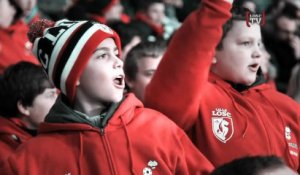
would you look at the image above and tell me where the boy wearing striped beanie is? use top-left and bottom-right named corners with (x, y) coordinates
top-left (1, 19), bottom-right (213, 175)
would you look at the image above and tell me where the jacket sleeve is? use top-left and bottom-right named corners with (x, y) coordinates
top-left (144, 0), bottom-right (232, 131)
top-left (175, 129), bottom-right (214, 175)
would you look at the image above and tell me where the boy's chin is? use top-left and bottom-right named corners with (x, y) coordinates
top-left (111, 95), bottom-right (124, 103)
top-left (244, 78), bottom-right (256, 86)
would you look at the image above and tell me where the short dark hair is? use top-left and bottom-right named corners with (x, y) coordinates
top-left (0, 62), bottom-right (54, 118)
top-left (109, 22), bottom-right (146, 48)
top-left (124, 40), bottom-right (166, 80)
top-left (216, 3), bottom-right (250, 50)
top-left (211, 156), bottom-right (286, 175)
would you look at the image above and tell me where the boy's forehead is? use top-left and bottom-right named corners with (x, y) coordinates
top-left (228, 21), bottom-right (261, 39)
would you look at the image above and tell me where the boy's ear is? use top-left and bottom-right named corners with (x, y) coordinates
top-left (17, 100), bottom-right (30, 116)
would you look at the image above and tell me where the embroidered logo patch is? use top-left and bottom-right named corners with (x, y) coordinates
top-left (143, 160), bottom-right (158, 175)
top-left (212, 108), bottom-right (234, 143)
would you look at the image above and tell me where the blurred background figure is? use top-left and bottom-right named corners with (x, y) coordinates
top-left (131, 0), bottom-right (166, 41)
top-left (109, 22), bottom-right (143, 60)
top-left (0, 62), bottom-right (58, 164)
top-left (130, 0), bottom-right (180, 41)
top-left (211, 155), bottom-right (298, 175)
top-left (0, 0), bottom-right (39, 74)
top-left (65, 0), bottom-right (130, 24)
top-left (287, 59), bottom-right (300, 103)
top-left (15, 0), bottom-right (40, 25)
top-left (260, 44), bottom-right (277, 87)
top-left (124, 40), bottom-right (166, 102)
top-left (262, 1), bottom-right (300, 92)
top-left (37, 0), bottom-right (75, 21)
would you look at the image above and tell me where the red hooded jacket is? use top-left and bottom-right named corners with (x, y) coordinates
top-left (144, 0), bottom-right (300, 172)
top-left (0, 20), bottom-right (39, 74)
top-left (0, 117), bottom-right (32, 164)
top-left (0, 94), bottom-right (213, 175)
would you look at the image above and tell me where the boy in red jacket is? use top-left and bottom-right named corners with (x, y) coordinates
top-left (145, 0), bottom-right (300, 173)
top-left (0, 18), bottom-right (213, 174)
top-left (0, 62), bottom-right (57, 164)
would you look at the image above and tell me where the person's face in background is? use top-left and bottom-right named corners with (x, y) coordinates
top-left (126, 55), bottom-right (163, 102)
top-left (0, 0), bottom-right (16, 28)
top-left (104, 1), bottom-right (123, 22)
top-left (24, 88), bottom-right (58, 129)
top-left (276, 16), bottom-right (298, 42)
top-left (15, 0), bottom-right (37, 16)
top-left (147, 2), bottom-right (165, 26)
top-left (212, 21), bottom-right (263, 86)
top-left (77, 38), bottom-right (125, 105)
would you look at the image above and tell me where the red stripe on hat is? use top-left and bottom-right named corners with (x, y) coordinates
top-left (65, 30), bottom-right (121, 103)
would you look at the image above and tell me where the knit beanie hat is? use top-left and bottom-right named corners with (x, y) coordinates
top-left (28, 19), bottom-right (121, 103)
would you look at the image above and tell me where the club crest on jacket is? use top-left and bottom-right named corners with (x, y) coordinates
top-left (212, 108), bottom-right (234, 143)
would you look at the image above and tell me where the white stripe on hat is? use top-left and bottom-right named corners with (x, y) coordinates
top-left (60, 24), bottom-right (101, 95)
top-left (48, 21), bottom-right (86, 84)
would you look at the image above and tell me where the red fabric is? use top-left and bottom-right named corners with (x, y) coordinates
top-left (0, 94), bottom-right (213, 175)
top-left (145, 0), bottom-right (300, 172)
top-left (0, 117), bottom-right (32, 164)
top-left (120, 13), bottom-right (130, 24)
top-left (0, 20), bottom-right (39, 74)
top-left (135, 12), bottom-right (164, 36)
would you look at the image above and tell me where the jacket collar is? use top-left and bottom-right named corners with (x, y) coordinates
top-left (39, 93), bottom-right (143, 133)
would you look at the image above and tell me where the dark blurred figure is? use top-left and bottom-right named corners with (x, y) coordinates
top-left (109, 22), bottom-right (143, 59)
top-left (130, 0), bottom-right (180, 41)
top-left (211, 155), bottom-right (297, 175)
top-left (66, 0), bottom-right (130, 24)
top-left (263, 3), bottom-right (300, 92)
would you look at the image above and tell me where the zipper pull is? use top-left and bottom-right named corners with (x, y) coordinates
top-left (100, 128), bottom-right (105, 136)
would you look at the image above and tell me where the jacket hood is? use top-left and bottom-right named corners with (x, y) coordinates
top-left (39, 93), bottom-right (143, 133)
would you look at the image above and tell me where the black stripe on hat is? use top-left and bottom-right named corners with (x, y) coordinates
top-left (53, 21), bottom-right (94, 89)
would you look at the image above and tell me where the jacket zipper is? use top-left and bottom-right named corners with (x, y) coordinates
top-left (245, 95), bottom-right (273, 153)
top-left (100, 128), bottom-right (117, 175)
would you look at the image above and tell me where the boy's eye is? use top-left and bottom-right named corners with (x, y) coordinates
top-left (143, 70), bottom-right (155, 77)
top-left (97, 54), bottom-right (108, 59)
top-left (258, 42), bottom-right (262, 48)
top-left (241, 41), bottom-right (251, 46)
